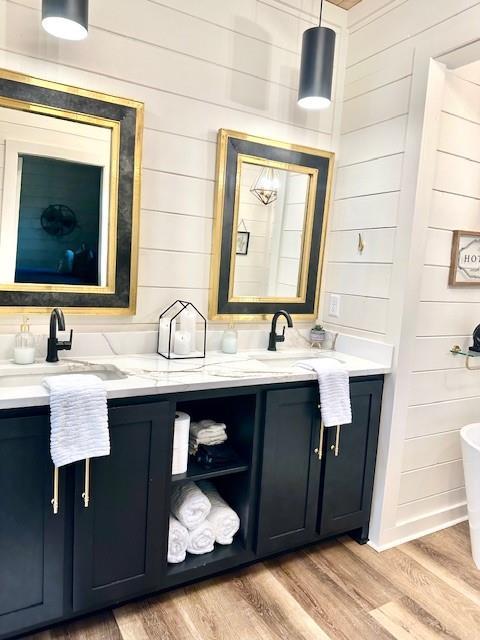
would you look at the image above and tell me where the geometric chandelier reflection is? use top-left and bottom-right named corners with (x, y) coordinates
top-left (250, 166), bottom-right (279, 205)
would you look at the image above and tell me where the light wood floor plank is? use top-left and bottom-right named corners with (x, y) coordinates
top-left (341, 536), bottom-right (480, 640)
top-left (305, 537), bottom-right (403, 610)
top-left (402, 538), bottom-right (480, 608)
top-left (231, 563), bottom-right (331, 640)
top-left (20, 524), bottom-right (480, 640)
top-left (370, 598), bottom-right (458, 640)
top-left (267, 549), bottom-right (395, 640)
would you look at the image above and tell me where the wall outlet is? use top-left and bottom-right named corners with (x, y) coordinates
top-left (328, 294), bottom-right (340, 318)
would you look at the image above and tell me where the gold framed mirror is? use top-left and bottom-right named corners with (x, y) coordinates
top-left (209, 130), bottom-right (334, 321)
top-left (0, 68), bottom-right (143, 314)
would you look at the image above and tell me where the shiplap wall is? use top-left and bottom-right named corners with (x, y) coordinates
top-left (0, 0), bottom-right (347, 330)
top-left (333, 0), bottom-right (480, 549)
top-left (399, 64), bottom-right (480, 526)
top-left (320, 14), bottom-right (409, 338)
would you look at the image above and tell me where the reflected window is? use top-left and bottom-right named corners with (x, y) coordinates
top-left (14, 155), bottom-right (102, 286)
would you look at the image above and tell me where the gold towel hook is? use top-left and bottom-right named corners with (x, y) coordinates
top-left (358, 233), bottom-right (365, 254)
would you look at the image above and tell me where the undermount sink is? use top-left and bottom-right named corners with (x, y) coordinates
top-left (0, 363), bottom-right (127, 388)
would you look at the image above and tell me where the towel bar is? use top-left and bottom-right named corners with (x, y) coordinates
top-left (451, 345), bottom-right (480, 370)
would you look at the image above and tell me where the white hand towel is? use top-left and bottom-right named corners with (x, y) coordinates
top-left (186, 520), bottom-right (215, 555)
top-left (189, 421), bottom-right (227, 454)
top-left (295, 358), bottom-right (352, 427)
top-left (199, 481), bottom-right (240, 545)
top-left (44, 374), bottom-right (110, 467)
top-left (167, 515), bottom-right (189, 564)
top-left (171, 480), bottom-right (211, 529)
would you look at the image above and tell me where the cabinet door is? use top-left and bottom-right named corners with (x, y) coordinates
top-left (0, 415), bottom-right (65, 639)
top-left (256, 386), bottom-right (321, 556)
top-left (318, 379), bottom-right (383, 538)
top-left (73, 401), bottom-right (174, 611)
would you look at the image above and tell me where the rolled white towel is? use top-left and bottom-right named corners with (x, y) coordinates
top-left (167, 515), bottom-right (188, 564)
top-left (199, 481), bottom-right (240, 545)
top-left (171, 480), bottom-right (211, 529)
top-left (187, 520), bottom-right (215, 555)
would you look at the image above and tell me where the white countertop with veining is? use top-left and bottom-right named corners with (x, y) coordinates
top-left (0, 347), bottom-right (392, 410)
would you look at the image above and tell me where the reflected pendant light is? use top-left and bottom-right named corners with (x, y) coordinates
top-left (42, 0), bottom-right (89, 40)
top-left (298, 0), bottom-right (336, 110)
top-left (250, 166), bottom-right (279, 205)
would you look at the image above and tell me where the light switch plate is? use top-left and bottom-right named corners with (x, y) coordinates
top-left (328, 293), bottom-right (340, 318)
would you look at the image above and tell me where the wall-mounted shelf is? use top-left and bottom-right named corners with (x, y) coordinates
top-left (451, 345), bottom-right (480, 370)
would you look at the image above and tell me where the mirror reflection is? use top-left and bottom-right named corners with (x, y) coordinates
top-left (232, 160), bottom-right (311, 299)
top-left (0, 105), bottom-right (113, 288)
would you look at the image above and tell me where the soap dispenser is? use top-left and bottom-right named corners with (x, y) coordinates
top-left (14, 317), bottom-right (36, 365)
top-left (221, 324), bottom-right (238, 354)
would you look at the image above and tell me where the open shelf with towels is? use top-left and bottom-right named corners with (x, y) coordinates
top-left (175, 392), bottom-right (258, 479)
top-left (166, 391), bottom-right (262, 586)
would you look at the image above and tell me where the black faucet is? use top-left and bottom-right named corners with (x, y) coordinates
top-left (268, 310), bottom-right (293, 351)
top-left (46, 308), bottom-right (73, 363)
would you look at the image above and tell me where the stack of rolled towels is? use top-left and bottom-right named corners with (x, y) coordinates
top-left (167, 480), bottom-right (240, 564)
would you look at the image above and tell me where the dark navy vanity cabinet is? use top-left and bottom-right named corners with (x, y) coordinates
top-left (0, 376), bottom-right (383, 639)
top-left (256, 379), bottom-right (383, 555)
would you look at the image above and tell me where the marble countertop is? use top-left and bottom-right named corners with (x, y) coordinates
top-left (0, 347), bottom-right (391, 410)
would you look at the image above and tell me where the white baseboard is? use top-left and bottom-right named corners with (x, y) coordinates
top-left (368, 502), bottom-right (468, 552)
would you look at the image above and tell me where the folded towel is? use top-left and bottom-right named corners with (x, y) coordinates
top-left (171, 480), bottom-right (211, 529)
top-left (295, 358), bottom-right (352, 427)
top-left (186, 519), bottom-right (215, 555)
top-left (195, 442), bottom-right (241, 470)
top-left (44, 374), bottom-right (110, 467)
top-left (167, 515), bottom-right (189, 564)
top-left (189, 420), bottom-right (227, 454)
top-left (199, 481), bottom-right (240, 545)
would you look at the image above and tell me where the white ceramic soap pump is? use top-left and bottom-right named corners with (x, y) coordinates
top-left (13, 317), bottom-right (36, 365)
top-left (221, 324), bottom-right (238, 354)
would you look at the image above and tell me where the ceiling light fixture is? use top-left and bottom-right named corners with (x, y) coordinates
top-left (250, 167), bottom-right (279, 205)
top-left (298, 0), bottom-right (336, 110)
top-left (42, 0), bottom-right (89, 40)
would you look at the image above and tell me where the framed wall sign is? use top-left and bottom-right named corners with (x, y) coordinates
top-left (236, 231), bottom-right (250, 256)
top-left (449, 230), bottom-right (480, 286)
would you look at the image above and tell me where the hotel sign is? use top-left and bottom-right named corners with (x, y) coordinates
top-left (449, 230), bottom-right (480, 286)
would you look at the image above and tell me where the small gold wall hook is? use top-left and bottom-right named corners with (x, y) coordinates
top-left (358, 233), bottom-right (365, 254)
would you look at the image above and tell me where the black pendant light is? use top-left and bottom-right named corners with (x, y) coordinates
top-left (298, 0), bottom-right (336, 110)
top-left (42, 0), bottom-right (89, 40)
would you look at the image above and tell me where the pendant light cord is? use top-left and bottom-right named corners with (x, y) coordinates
top-left (319, 0), bottom-right (324, 26)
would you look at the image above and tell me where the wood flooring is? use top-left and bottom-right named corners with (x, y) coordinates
top-left (25, 522), bottom-right (480, 640)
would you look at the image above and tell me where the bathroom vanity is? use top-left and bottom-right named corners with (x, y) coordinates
top-left (0, 351), bottom-right (386, 639)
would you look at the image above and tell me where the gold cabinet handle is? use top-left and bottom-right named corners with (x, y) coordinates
top-left (317, 418), bottom-right (325, 460)
top-left (82, 458), bottom-right (90, 508)
top-left (334, 425), bottom-right (341, 457)
top-left (51, 466), bottom-right (59, 515)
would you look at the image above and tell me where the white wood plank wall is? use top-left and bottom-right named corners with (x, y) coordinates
top-left (400, 66), bottom-right (480, 526)
top-left (0, 0), bottom-right (348, 329)
top-left (326, 0), bottom-right (480, 548)
top-left (320, 10), bottom-right (413, 339)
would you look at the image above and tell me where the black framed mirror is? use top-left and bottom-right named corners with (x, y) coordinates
top-left (209, 129), bottom-right (334, 321)
top-left (0, 68), bottom-right (143, 314)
